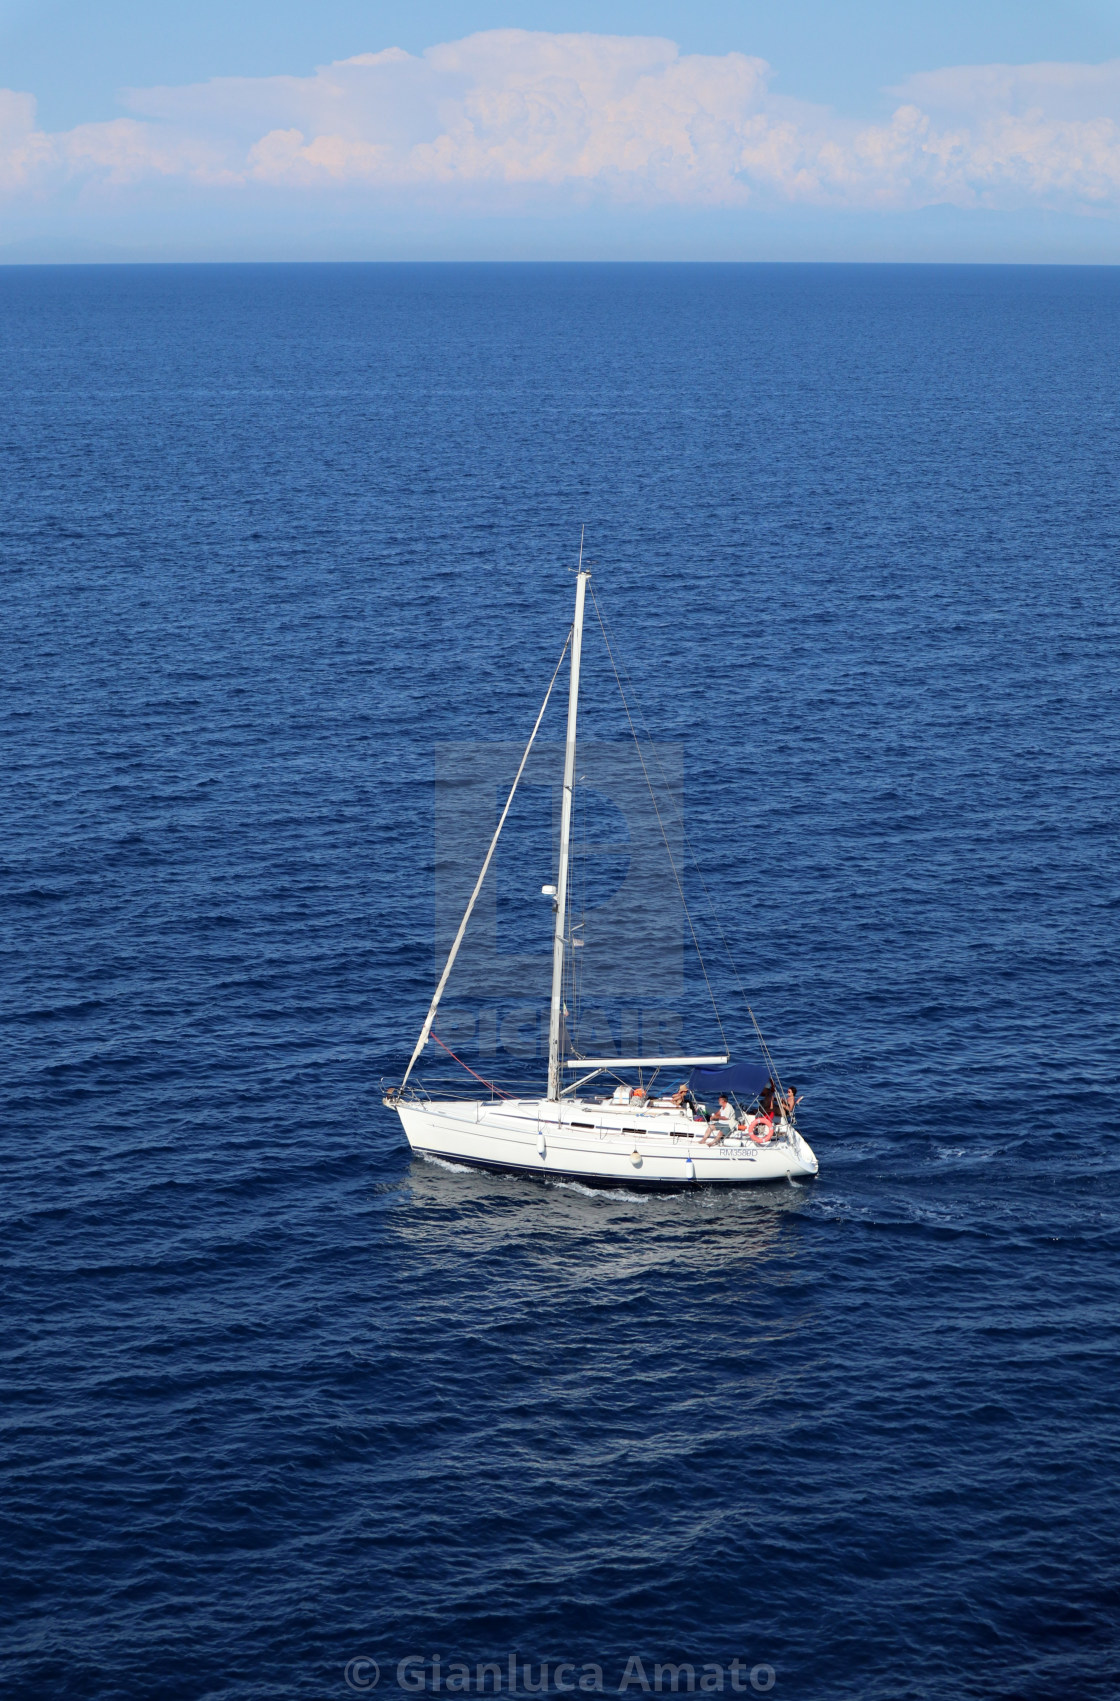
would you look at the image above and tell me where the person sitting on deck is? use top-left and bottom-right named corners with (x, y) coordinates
top-left (670, 1083), bottom-right (700, 1115)
top-left (758, 1080), bottom-right (777, 1119)
top-left (700, 1093), bottom-right (735, 1145)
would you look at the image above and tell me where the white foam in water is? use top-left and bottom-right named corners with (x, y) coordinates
top-left (420, 1152), bottom-right (475, 1174)
top-left (544, 1177), bottom-right (653, 1201)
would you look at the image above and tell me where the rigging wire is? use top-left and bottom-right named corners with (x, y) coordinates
top-left (568, 752), bottom-right (588, 1048)
top-left (588, 587), bottom-right (731, 1061)
top-left (397, 627), bottom-right (573, 1095)
top-left (590, 587), bottom-right (785, 1091)
top-left (430, 1031), bottom-right (511, 1098)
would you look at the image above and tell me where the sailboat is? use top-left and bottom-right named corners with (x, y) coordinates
top-left (384, 561), bottom-right (819, 1189)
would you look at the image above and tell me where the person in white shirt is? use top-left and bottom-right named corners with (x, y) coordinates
top-left (700, 1093), bottom-right (735, 1144)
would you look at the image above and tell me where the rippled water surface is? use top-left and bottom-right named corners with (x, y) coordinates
top-left (2, 263), bottom-right (1119, 1700)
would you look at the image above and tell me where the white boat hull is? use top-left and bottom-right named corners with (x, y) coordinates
top-left (394, 1096), bottom-right (818, 1188)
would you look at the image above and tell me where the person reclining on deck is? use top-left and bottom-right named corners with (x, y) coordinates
top-left (669, 1083), bottom-right (700, 1115)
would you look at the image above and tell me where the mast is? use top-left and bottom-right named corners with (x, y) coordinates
top-left (547, 556), bottom-right (589, 1099)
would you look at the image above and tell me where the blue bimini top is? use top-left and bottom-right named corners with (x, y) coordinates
top-left (688, 1061), bottom-right (773, 1101)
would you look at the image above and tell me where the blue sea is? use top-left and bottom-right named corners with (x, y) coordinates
top-left (2, 263), bottom-right (1119, 1700)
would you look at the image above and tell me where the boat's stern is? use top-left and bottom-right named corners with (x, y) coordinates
top-left (788, 1126), bottom-right (819, 1177)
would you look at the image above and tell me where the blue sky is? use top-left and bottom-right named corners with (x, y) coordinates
top-left (2, 1), bottom-right (1120, 260)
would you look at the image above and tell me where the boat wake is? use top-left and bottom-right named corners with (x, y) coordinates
top-left (544, 1176), bottom-right (653, 1202)
top-left (419, 1152), bottom-right (475, 1175)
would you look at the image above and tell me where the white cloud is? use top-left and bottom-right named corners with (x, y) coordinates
top-left (2, 34), bottom-right (1120, 216)
top-left (0, 90), bottom-right (49, 191)
top-left (889, 59), bottom-right (1120, 121)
